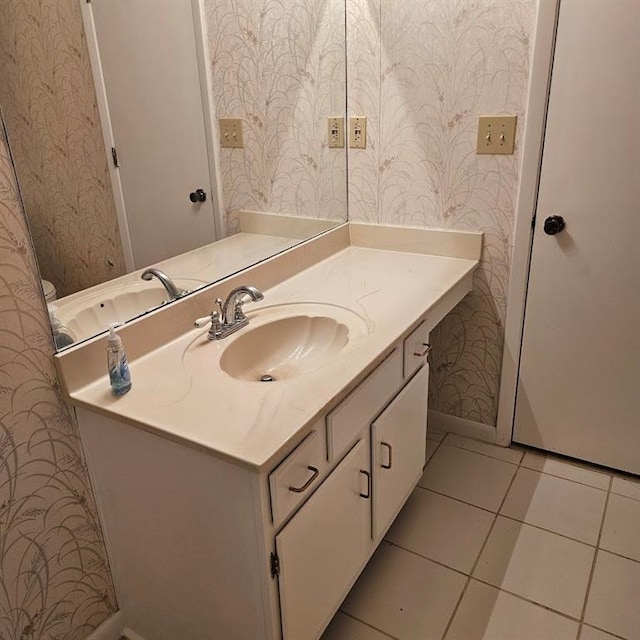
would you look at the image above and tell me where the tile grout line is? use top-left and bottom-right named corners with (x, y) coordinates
top-left (338, 610), bottom-right (400, 640)
top-left (517, 465), bottom-right (611, 492)
top-left (579, 622), bottom-right (629, 640)
top-left (384, 538), bottom-right (613, 628)
top-left (591, 546), bottom-right (640, 565)
top-left (577, 474), bottom-right (614, 639)
top-left (415, 482), bottom-right (603, 550)
top-left (383, 539), bottom-right (470, 579)
top-left (441, 434), bottom-right (616, 490)
top-left (440, 435), bottom-right (613, 492)
top-left (413, 484), bottom-right (497, 515)
top-left (438, 444), bottom-right (526, 640)
top-left (440, 435), bottom-right (523, 466)
top-left (497, 512), bottom-right (599, 548)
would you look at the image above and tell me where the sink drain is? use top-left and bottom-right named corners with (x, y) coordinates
top-left (259, 374), bottom-right (276, 382)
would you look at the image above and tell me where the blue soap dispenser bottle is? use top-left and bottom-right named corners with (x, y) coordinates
top-left (107, 323), bottom-right (132, 396)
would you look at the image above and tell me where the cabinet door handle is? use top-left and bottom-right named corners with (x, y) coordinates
top-left (359, 469), bottom-right (371, 499)
top-left (381, 441), bottom-right (393, 469)
top-left (288, 465), bottom-right (319, 493)
top-left (413, 342), bottom-right (431, 358)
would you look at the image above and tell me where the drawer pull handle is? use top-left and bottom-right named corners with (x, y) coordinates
top-left (288, 465), bottom-right (319, 493)
top-left (381, 441), bottom-right (393, 469)
top-left (413, 342), bottom-right (431, 358)
top-left (359, 469), bottom-right (371, 499)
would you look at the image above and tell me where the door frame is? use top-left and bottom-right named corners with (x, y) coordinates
top-left (495, 0), bottom-right (561, 445)
top-left (80, 0), bottom-right (134, 271)
top-left (79, 0), bottom-right (225, 271)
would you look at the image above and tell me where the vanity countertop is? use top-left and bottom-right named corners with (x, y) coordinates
top-left (65, 230), bottom-right (478, 471)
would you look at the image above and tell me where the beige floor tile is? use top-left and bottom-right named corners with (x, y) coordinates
top-left (322, 612), bottom-right (390, 640)
top-left (419, 445), bottom-right (517, 512)
top-left (445, 434), bottom-right (523, 465)
top-left (385, 488), bottom-right (494, 574)
top-left (611, 476), bottom-right (640, 501)
top-left (342, 542), bottom-right (466, 640)
top-left (426, 438), bottom-right (440, 463)
top-left (427, 429), bottom-right (446, 442)
top-left (600, 493), bottom-right (640, 561)
top-left (580, 625), bottom-right (622, 640)
top-left (445, 579), bottom-right (579, 640)
top-left (473, 516), bottom-right (594, 618)
top-left (584, 551), bottom-right (640, 640)
top-left (522, 452), bottom-right (610, 490)
top-left (500, 467), bottom-right (607, 544)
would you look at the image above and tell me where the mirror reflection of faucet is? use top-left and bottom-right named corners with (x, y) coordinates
top-left (194, 285), bottom-right (265, 340)
top-left (141, 268), bottom-right (187, 301)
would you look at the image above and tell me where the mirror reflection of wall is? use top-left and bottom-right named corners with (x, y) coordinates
top-left (0, 0), bottom-right (347, 346)
top-left (0, 1), bottom-right (127, 298)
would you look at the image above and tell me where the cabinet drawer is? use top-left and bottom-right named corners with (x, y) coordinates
top-left (403, 320), bottom-right (430, 378)
top-left (269, 424), bottom-right (326, 527)
top-left (327, 348), bottom-right (403, 462)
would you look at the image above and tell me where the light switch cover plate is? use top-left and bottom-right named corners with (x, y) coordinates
top-left (219, 118), bottom-right (244, 149)
top-left (328, 117), bottom-right (345, 148)
top-left (477, 115), bottom-right (517, 154)
top-left (349, 117), bottom-right (367, 149)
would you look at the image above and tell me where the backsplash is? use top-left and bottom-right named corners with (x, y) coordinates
top-left (0, 130), bottom-right (116, 638)
top-left (0, 0), bottom-right (126, 297)
top-left (205, 0), bottom-right (348, 232)
top-left (347, 0), bottom-right (537, 426)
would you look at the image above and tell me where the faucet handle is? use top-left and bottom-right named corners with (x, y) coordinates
top-left (194, 310), bottom-right (223, 340)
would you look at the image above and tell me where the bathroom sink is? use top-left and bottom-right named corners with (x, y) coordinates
top-left (55, 278), bottom-right (205, 344)
top-left (186, 303), bottom-right (370, 382)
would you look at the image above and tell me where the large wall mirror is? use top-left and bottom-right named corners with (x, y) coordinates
top-left (0, 0), bottom-right (347, 349)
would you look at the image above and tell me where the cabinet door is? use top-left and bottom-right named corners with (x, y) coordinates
top-left (276, 439), bottom-right (371, 640)
top-left (372, 365), bottom-right (429, 540)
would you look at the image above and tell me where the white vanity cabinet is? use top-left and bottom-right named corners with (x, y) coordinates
top-left (76, 324), bottom-right (431, 640)
top-left (274, 332), bottom-right (431, 640)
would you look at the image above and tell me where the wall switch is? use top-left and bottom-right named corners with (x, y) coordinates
top-left (349, 116), bottom-right (367, 149)
top-left (219, 118), bottom-right (244, 149)
top-left (327, 117), bottom-right (345, 148)
top-left (476, 115), bottom-right (517, 154)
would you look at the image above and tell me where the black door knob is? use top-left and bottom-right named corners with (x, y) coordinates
top-left (543, 215), bottom-right (566, 235)
top-left (189, 188), bottom-right (207, 203)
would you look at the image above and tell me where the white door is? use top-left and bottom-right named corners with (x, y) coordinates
top-left (90, 0), bottom-right (217, 268)
top-left (372, 365), bottom-right (428, 541)
top-left (276, 439), bottom-right (371, 640)
top-left (514, 0), bottom-right (640, 474)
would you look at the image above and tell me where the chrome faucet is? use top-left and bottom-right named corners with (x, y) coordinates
top-left (141, 268), bottom-right (185, 301)
top-left (194, 285), bottom-right (264, 340)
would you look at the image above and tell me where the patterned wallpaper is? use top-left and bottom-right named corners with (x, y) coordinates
top-left (205, 0), bottom-right (348, 232)
top-left (0, 0), bottom-right (126, 298)
top-left (0, 130), bottom-right (116, 638)
top-left (347, 0), bottom-right (536, 427)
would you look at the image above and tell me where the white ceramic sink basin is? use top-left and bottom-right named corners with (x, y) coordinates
top-left (222, 304), bottom-right (369, 381)
top-left (185, 303), bottom-right (370, 382)
top-left (55, 278), bottom-right (205, 345)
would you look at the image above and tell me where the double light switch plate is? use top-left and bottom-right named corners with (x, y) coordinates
top-left (476, 115), bottom-right (517, 154)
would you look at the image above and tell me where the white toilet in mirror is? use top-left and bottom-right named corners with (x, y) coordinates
top-left (42, 279), bottom-right (57, 302)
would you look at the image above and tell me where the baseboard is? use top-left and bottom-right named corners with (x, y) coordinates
top-left (84, 611), bottom-right (125, 640)
top-left (428, 410), bottom-right (497, 444)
